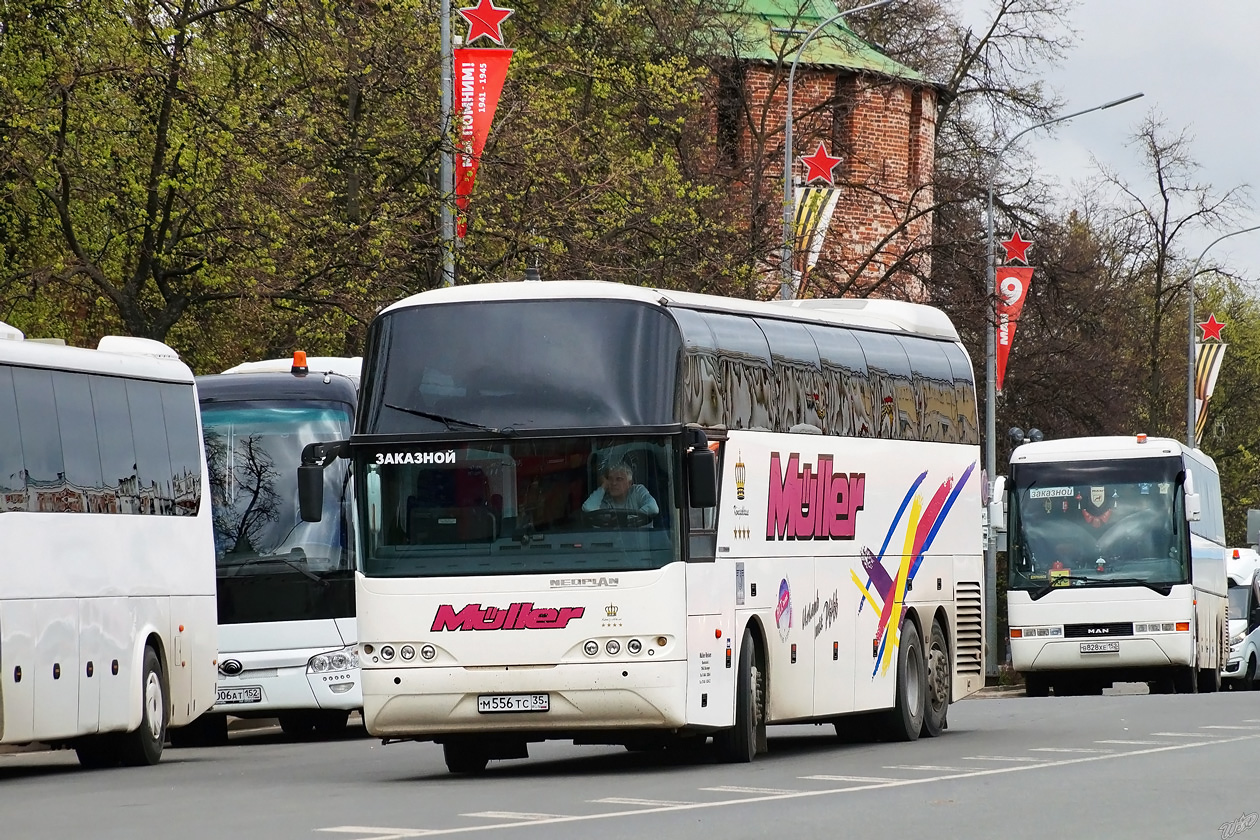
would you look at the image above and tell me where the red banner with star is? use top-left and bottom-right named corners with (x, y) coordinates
top-left (453, 47), bottom-right (513, 238)
top-left (995, 265), bottom-right (1034, 394)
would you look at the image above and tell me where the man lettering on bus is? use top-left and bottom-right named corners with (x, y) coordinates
top-left (582, 461), bottom-right (659, 516)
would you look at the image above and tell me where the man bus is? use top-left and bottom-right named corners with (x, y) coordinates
top-left (175, 353), bottom-right (361, 745)
top-left (299, 281), bottom-right (985, 772)
top-left (0, 322), bottom-right (217, 767)
top-left (995, 434), bottom-right (1227, 695)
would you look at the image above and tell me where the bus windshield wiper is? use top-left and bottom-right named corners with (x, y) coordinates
top-left (220, 552), bottom-right (326, 585)
top-left (384, 403), bottom-right (516, 436)
top-left (1031, 575), bottom-right (1158, 600)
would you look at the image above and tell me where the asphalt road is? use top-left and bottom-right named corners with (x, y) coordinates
top-left (2, 691), bottom-right (1257, 840)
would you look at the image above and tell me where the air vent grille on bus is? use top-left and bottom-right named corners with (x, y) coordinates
top-left (954, 580), bottom-right (983, 677)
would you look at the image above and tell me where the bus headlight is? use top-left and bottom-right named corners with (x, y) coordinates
top-left (400, 645), bottom-right (416, 661)
top-left (627, 639), bottom-right (642, 655)
top-left (420, 644), bottom-right (437, 661)
top-left (381, 645), bottom-right (396, 661)
top-left (583, 640), bottom-right (599, 657)
top-left (308, 645), bottom-right (360, 674)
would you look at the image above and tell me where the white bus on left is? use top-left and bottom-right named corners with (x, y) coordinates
top-left (0, 322), bottom-right (217, 767)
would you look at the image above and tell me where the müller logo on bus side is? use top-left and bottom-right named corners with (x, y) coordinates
top-left (767, 452), bottom-right (865, 540)
top-left (431, 602), bottom-right (585, 631)
top-left (375, 450), bottom-right (456, 465)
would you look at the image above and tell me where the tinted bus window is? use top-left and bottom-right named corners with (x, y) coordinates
top-left (161, 383), bottom-right (202, 516)
top-left (126, 379), bottom-right (173, 514)
top-left (0, 367), bottom-right (24, 507)
top-left (53, 372), bottom-right (105, 495)
top-left (11, 367), bottom-right (64, 488)
top-left (92, 375), bottom-right (138, 495)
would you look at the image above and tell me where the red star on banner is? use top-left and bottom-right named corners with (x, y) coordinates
top-left (457, 0), bottom-right (514, 45)
top-left (1001, 231), bottom-right (1032, 264)
top-left (1199, 314), bottom-right (1225, 341)
top-left (800, 142), bottom-right (842, 185)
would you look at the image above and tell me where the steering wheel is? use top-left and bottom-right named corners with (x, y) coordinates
top-left (584, 509), bottom-right (653, 529)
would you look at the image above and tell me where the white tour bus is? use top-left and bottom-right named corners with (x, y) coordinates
top-left (995, 434), bottom-right (1228, 695)
top-left (174, 353), bottom-right (362, 745)
top-left (0, 322), bottom-right (217, 766)
top-left (299, 281), bottom-right (985, 773)
top-left (1224, 546), bottom-right (1260, 689)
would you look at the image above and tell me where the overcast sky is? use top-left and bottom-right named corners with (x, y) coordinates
top-left (954, 0), bottom-right (1259, 279)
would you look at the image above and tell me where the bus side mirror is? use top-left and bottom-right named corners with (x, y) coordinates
top-left (299, 464), bottom-right (325, 523)
top-left (685, 427), bottom-right (718, 508)
top-left (298, 440), bottom-right (346, 522)
top-left (688, 448), bottom-right (718, 508)
top-left (988, 475), bottom-right (1008, 552)
top-left (1184, 492), bottom-right (1202, 522)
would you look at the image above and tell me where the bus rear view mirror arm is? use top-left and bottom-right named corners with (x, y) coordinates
top-left (298, 440), bottom-right (348, 522)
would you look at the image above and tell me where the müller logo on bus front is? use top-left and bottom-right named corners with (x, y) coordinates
top-left (431, 602), bottom-right (585, 631)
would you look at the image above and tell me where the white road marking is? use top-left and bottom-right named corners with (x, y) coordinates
top-left (591, 798), bottom-right (697, 808)
top-left (1152, 731), bottom-right (1232, 737)
top-left (1096, 740), bottom-right (1171, 745)
top-left (314, 733), bottom-right (1260, 837)
top-left (1201, 725), bottom-right (1260, 730)
top-left (802, 774), bottom-right (903, 783)
top-left (1029, 747), bottom-right (1115, 754)
top-left (962, 755), bottom-right (1051, 762)
top-left (883, 765), bottom-right (971, 773)
top-left (461, 813), bottom-right (567, 821)
top-left (318, 828), bottom-right (432, 839)
top-left (700, 785), bottom-right (799, 795)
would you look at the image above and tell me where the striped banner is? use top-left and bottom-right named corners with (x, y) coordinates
top-left (792, 186), bottom-right (841, 277)
top-left (1193, 341), bottom-right (1227, 445)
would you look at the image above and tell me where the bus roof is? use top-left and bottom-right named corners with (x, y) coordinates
top-left (1010, 435), bottom-right (1207, 466)
top-left (197, 369), bottom-right (359, 406)
top-left (0, 324), bottom-right (194, 383)
top-left (378, 281), bottom-right (961, 342)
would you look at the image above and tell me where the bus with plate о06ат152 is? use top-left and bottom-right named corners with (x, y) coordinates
top-left (170, 352), bottom-right (363, 746)
top-left (0, 322), bottom-right (217, 767)
top-left (298, 280), bottom-right (985, 773)
top-left (993, 433), bottom-right (1228, 696)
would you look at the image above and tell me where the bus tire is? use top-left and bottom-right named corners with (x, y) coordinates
top-left (1172, 666), bottom-right (1197, 694)
top-left (879, 619), bottom-right (926, 742)
top-left (1197, 666), bottom-right (1221, 693)
top-left (443, 740), bottom-right (490, 774)
top-left (1244, 656), bottom-right (1257, 690)
top-left (75, 735), bottom-right (121, 769)
top-left (118, 646), bottom-right (167, 766)
top-left (920, 619), bottom-right (950, 737)
top-left (313, 710), bottom-right (352, 737)
top-left (714, 628), bottom-right (765, 763)
top-left (168, 713), bottom-right (229, 748)
top-left (1024, 673), bottom-right (1050, 697)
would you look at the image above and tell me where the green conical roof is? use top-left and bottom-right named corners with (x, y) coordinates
top-left (725, 0), bottom-right (926, 82)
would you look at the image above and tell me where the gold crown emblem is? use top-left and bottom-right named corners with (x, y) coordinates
top-left (605, 603), bottom-right (619, 617)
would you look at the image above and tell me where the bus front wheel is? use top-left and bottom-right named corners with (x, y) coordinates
top-left (714, 628), bottom-right (765, 763)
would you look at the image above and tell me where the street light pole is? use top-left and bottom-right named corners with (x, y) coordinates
top-left (779, 0), bottom-right (895, 301)
top-left (439, 0), bottom-right (456, 286)
top-left (1185, 223), bottom-right (1260, 447)
top-left (982, 92), bottom-right (1143, 678)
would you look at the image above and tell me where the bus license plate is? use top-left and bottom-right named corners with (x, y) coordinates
top-left (216, 686), bottom-right (263, 705)
top-left (1079, 641), bottom-right (1120, 654)
top-left (477, 693), bottom-right (550, 713)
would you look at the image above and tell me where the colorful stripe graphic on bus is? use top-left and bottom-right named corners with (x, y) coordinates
top-left (852, 462), bottom-right (976, 677)
top-left (766, 453), bottom-right (865, 540)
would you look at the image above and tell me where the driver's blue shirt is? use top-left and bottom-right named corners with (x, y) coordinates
top-left (582, 484), bottom-right (659, 515)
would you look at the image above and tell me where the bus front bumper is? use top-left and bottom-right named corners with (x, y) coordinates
top-left (211, 665), bottom-right (363, 715)
top-left (1011, 633), bottom-right (1193, 672)
top-left (362, 659), bottom-right (688, 738)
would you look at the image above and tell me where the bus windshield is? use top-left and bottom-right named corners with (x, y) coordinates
top-left (1007, 455), bottom-right (1189, 591)
top-left (202, 403), bottom-right (354, 623)
top-left (356, 435), bottom-right (680, 578)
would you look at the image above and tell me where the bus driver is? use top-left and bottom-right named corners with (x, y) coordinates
top-left (582, 460), bottom-right (659, 517)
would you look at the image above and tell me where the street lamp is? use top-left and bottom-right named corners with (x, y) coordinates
top-left (1185, 223), bottom-right (1260, 447)
top-left (778, 0), bottom-right (896, 301)
top-left (982, 91), bottom-right (1143, 677)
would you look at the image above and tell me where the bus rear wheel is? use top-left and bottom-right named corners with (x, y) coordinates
top-left (920, 619), bottom-right (950, 737)
top-left (1024, 673), bottom-right (1050, 697)
top-left (1197, 666), bottom-right (1221, 693)
top-left (879, 620), bottom-right (925, 741)
top-left (169, 713), bottom-right (229, 748)
top-left (117, 646), bottom-right (167, 766)
top-left (714, 628), bottom-right (765, 763)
